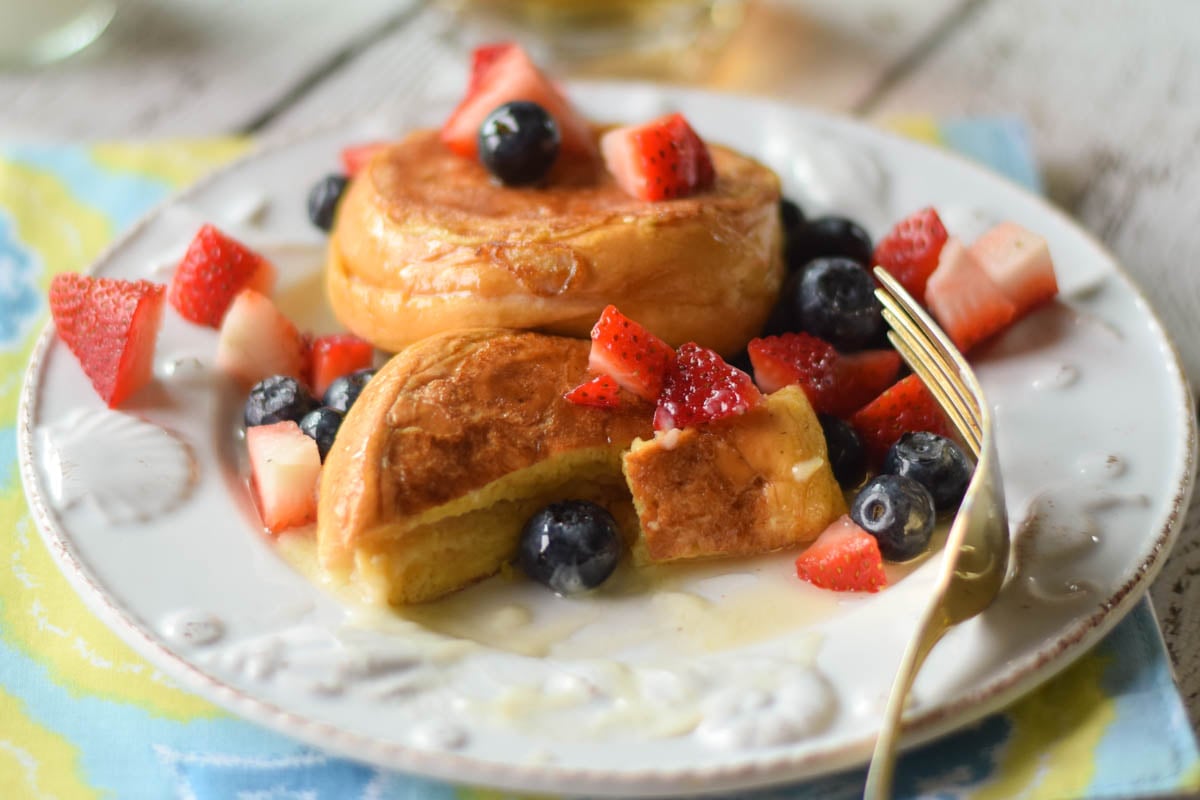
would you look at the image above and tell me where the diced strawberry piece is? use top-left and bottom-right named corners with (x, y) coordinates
top-left (309, 333), bottom-right (374, 398)
top-left (748, 332), bottom-right (838, 401)
top-left (441, 44), bottom-right (596, 161)
top-left (588, 305), bottom-right (675, 402)
top-left (747, 333), bottom-right (901, 417)
top-left (340, 141), bottom-right (388, 176)
top-left (924, 238), bottom-right (1017, 352)
top-left (831, 349), bottom-right (904, 417)
top-left (873, 207), bottom-right (949, 301)
top-left (49, 274), bottom-right (166, 408)
top-left (851, 374), bottom-right (954, 466)
top-left (795, 515), bottom-right (888, 593)
top-left (969, 221), bottom-right (1058, 316)
top-left (600, 113), bottom-right (716, 202)
top-left (654, 343), bottom-right (762, 431)
top-left (169, 224), bottom-right (276, 328)
top-left (563, 374), bottom-right (621, 408)
top-left (468, 42), bottom-right (516, 94)
top-left (216, 289), bottom-right (306, 387)
top-left (247, 421), bottom-right (322, 533)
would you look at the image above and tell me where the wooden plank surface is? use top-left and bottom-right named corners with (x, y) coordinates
top-left (0, 0), bottom-right (417, 139)
top-left (867, 0), bottom-right (1200, 727)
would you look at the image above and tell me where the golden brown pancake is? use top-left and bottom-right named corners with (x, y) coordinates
top-left (326, 129), bottom-right (783, 357)
top-left (623, 386), bottom-right (847, 563)
top-left (317, 329), bottom-right (654, 604)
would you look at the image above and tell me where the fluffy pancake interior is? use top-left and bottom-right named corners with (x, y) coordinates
top-left (623, 385), bottom-right (848, 564)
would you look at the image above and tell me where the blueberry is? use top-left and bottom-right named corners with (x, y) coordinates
top-left (851, 474), bottom-right (936, 562)
top-left (478, 101), bottom-right (561, 186)
top-left (797, 257), bottom-right (884, 350)
top-left (818, 413), bottom-right (866, 488)
top-left (518, 500), bottom-right (622, 595)
top-left (322, 368), bottom-right (375, 413)
top-left (298, 406), bottom-right (344, 461)
top-left (786, 215), bottom-right (873, 271)
top-left (307, 174), bottom-right (348, 232)
top-left (779, 197), bottom-right (805, 236)
top-left (882, 432), bottom-right (973, 512)
top-left (244, 375), bottom-right (319, 427)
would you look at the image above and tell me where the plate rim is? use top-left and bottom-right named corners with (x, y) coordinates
top-left (15, 82), bottom-right (1198, 796)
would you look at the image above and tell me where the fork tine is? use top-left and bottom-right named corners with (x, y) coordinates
top-left (887, 331), bottom-right (983, 457)
top-left (876, 296), bottom-right (982, 430)
top-left (873, 267), bottom-right (987, 411)
top-left (880, 306), bottom-right (984, 442)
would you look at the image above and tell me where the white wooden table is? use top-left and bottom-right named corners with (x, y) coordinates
top-left (5, 0), bottom-right (1199, 730)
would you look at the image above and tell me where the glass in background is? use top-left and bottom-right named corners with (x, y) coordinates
top-left (0, 0), bottom-right (115, 69)
top-left (437, 0), bottom-right (748, 81)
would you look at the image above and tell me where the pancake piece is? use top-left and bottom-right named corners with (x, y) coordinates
top-left (623, 386), bottom-right (847, 563)
top-left (327, 129), bottom-right (783, 357)
top-left (317, 329), bottom-right (653, 604)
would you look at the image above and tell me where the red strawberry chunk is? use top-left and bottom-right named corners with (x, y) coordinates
top-left (441, 44), bottom-right (596, 161)
top-left (600, 113), bottom-right (716, 202)
top-left (49, 274), bottom-right (166, 408)
top-left (924, 237), bottom-right (1017, 352)
top-left (748, 332), bottom-right (838, 402)
top-left (310, 333), bottom-right (374, 398)
top-left (747, 333), bottom-right (901, 417)
top-left (873, 207), bottom-right (949, 301)
top-left (340, 141), bottom-right (388, 176)
top-left (795, 515), bottom-right (887, 593)
top-left (169, 224), bottom-right (275, 328)
top-left (563, 374), bottom-right (621, 408)
top-left (247, 421), bottom-right (322, 533)
top-left (468, 42), bottom-right (516, 94)
top-left (588, 305), bottom-right (675, 401)
top-left (831, 349), bottom-right (903, 417)
top-left (969, 221), bottom-right (1058, 315)
top-left (851, 374), bottom-right (954, 466)
top-left (654, 343), bottom-right (762, 431)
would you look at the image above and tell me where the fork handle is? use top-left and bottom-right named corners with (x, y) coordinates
top-left (862, 605), bottom-right (952, 800)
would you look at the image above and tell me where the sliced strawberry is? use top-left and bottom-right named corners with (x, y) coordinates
top-left (588, 305), bottom-right (675, 402)
top-left (309, 333), bottom-right (374, 398)
top-left (851, 374), bottom-right (954, 466)
top-left (468, 42), bottom-right (516, 94)
top-left (600, 113), bottom-right (716, 202)
top-left (795, 515), bottom-right (887, 593)
top-left (247, 420), bottom-right (322, 533)
top-left (873, 207), bottom-right (949, 301)
top-left (748, 332), bottom-right (838, 401)
top-left (49, 274), bottom-right (166, 408)
top-left (747, 333), bottom-right (901, 417)
top-left (340, 141), bottom-right (388, 176)
top-left (169, 224), bottom-right (275, 328)
top-left (654, 343), bottom-right (762, 431)
top-left (924, 238), bottom-right (1017, 352)
top-left (440, 44), bottom-right (595, 160)
top-left (969, 221), bottom-right (1058, 316)
top-left (215, 289), bottom-right (306, 387)
top-left (564, 374), bottom-right (621, 408)
top-left (831, 349), bottom-right (904, 416)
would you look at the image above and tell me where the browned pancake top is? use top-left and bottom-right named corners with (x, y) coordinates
top-left (365, 129), bottom-right (780, 235)
top-left (325, 330), bottom-right (654, 530)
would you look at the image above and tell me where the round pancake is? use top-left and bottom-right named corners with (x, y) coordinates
top-left (326, 129), bottom-right (783, 357)
top-left (317, 329), bottom-right (654, 603)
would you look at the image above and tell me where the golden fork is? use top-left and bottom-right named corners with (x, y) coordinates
top-left (862, 267), bottom-right (1012, 800)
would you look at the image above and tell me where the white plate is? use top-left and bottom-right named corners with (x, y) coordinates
top-left (18, 85), bottom-right (1196, 796)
